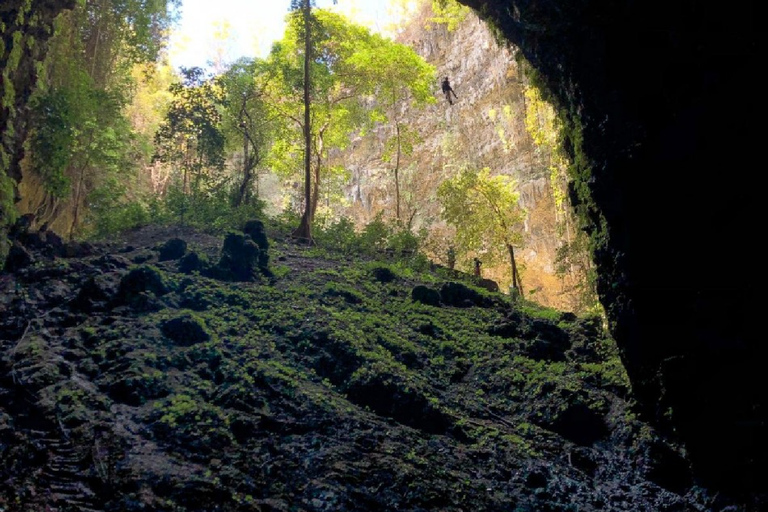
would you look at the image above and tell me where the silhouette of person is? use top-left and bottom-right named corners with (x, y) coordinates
top-left (473, 257), bottom-right (481, 277)
top-left (441, 76), bottom-right (458, 105)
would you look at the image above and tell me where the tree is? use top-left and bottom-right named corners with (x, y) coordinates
top-left (288, 0), bottom-right (318, 243)
top-left (268, 7), bottom-right (377, 235)
top-left (438, 167), bottom-right (527, 297)
top-left (268, 7), bottom-right (436, 237)
top-left (347, 39), bottom-right (436, 222)
top-left (23, 0), bottom-right (178, 235)
top-left (218, 58), bottom-right (276, 208)
top-left (153, 67), bottom-right (226, 223)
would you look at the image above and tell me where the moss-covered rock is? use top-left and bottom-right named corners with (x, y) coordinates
top-left (116, 265), bottom-right (169, 301)
top-left (439, 281), bottom-right (485, 308)
top-left (243, 219), bottom-right (269, 252)
top-left (157, 238), bottom-right (187, 261)
top-left (371, 266), bottom-right (398, 283)
top-left (411, 285), bottom-right (441, 306)
top-left (178, 250), bottom-right (208, 275)
top-left (4, 240), bottom-right (34, 271)
top-left (160, 312), bottom-right (211, 346)
top-left (213, 231), bottom-right (269, 281)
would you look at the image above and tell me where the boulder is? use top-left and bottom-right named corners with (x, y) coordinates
top-left (411, 285), bottom-right (441, 306)
top-left (158, 238), bottom-right (187, 261)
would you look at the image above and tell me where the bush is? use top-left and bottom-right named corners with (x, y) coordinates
top-left (314, 217), bottom-right (359, 254)
top-left (358, 213), bottom-right (391, 254)
top-left (84, 199), bottom-right (150, 239)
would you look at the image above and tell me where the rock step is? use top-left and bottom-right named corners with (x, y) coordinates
top-left (48, 484), bottom-right (97, 498)
top-left (48, 460), bottom-right (83, 469)
top-left (50, 499), bottom-right (102, 512)
top-left (46, 440), bottom-right (77, 449)
top-left (41, 469), bottom-right (80, 482)
top-left (49, 443), bottom-right (78, 451)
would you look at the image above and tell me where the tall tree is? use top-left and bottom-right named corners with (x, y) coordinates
top-left (219, 58), bottom-right (276, 208)
top-left (289, 0), bottom-right (316, 242)
top-left (438, 167), bottom-right (527, 297)
top-left (153, 67), bottom-right (226, 224)
top-left (347, 40), bottom-right (436, 222)
top-left (24, 0), bottom-right (178, 234)
top-left (268, 7), bottom-right (435, 233)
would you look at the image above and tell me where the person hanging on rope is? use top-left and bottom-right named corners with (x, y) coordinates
top-left (441, 76), bottom-right (458, 105)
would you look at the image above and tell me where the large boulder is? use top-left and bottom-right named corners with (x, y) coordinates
top-left (157, 238), bottom-right (187, 261)
top-left (213, 231), bottom-right (270, 281)
top-left (411, 285), bottom-right (441, 306)
top-left (116, 265), bottom-right (169, 300)
top-left (439, 282), bottom-right (485, 308)
top-left (4, 241), bottom-right (34, 272)
top-left (243, 219), bottom-right (269, 253)
top-left (161, 313), bottom-right (211, 346)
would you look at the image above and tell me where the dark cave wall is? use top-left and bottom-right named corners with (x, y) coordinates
top-left (456, 0), bottom-right (761, 492)
top-left (0, 0), bottom-right (74, 265)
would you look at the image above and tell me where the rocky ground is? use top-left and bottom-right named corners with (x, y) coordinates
top-left (0, 222), bottom-right (760, 511)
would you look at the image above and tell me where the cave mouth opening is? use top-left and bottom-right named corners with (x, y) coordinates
top-left (1, 0), bottom-right (763, 500)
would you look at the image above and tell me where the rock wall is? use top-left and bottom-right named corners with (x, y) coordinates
top-left (336, 4), bottom-right (591, 312)
top-left (455, 0), bottom-right (762, 496)
top-left (1, 0), bottom-right (75, 266)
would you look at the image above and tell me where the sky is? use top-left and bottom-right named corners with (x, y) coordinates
top-left (167, 0), bottom-right (409, 71)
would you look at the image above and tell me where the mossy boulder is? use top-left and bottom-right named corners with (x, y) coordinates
top-left (243, 219), bottom-right (269, 252)
top-left (411, 285), bottom-right (441, 306)
top-left (371, 266), bottom-right (397, 283)
top-left (178, 251), bottom-right (208, 275)
top-left (157, 238), bottom-right (187, 261)
top-left (4, 241), bottom-right (34, 271)
top-left (213, 231), bottom-right (269, 281)
top-left (439, 282), bottom-right (485, 308)
top-left (476, 277), bottom-right (500, 293)
top-left (161, 312), bottom-right (211, 346)
top-left (74, 274), bottom-right (117, 311)
top-left (116, 265), bottom-right (169, 304)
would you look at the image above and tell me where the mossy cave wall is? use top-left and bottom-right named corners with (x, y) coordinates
top-left (1, 0), bottom-right (75, 263)
top-left (1, 0), bottom-right (761, 496)
top-left (456, 0), bottom-right (761, 493)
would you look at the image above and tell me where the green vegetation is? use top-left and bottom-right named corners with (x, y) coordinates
top-left (438, 167), bottom-right (526, 296)
top-left (429, 0), bottom-right (471, 31)
top-left (3, 0), bottom-right (594, 314)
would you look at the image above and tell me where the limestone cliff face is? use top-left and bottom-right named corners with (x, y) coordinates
top-left (336, 4), bottom-right (590, 312)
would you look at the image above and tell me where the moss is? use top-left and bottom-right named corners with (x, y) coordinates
top-left (161, 312), bottom-right (212, 346)
top-left (8, 31), bottom-right (24, 71)
top-left (118, 265), bottom-right (170, 298)
top-left (1, 71), bottom-right (15, 112)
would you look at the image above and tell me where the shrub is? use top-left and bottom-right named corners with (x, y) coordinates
top-left (85, 199), bottom-right (150, 239)
top-left (358, 213), bottom-right (392, 254)
top-left (314, 216), bottom-right (359, 254)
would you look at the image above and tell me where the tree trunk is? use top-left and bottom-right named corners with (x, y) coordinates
top-left (235, 129), bottom-right (251, 207)
top-left (395, 123), bottom-right (401, 221)
top-left (309, 163), bottom-right (321, 222)
top-left (292, 0), bottom-right (313, 243)
top-left (507, 243), bottom-right (523, 297)
top-left (69, 162), bottom-right (88, 241)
